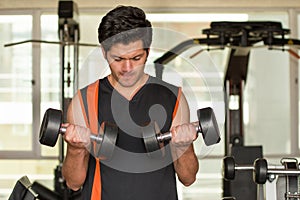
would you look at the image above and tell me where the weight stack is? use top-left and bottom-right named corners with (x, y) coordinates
top-left (223, 145), bottom-right (263, 200)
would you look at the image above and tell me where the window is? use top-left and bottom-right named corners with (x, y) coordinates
top-left (0, 15), bottom-right (33, 152)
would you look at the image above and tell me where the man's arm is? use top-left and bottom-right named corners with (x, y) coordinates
top-left (61, 94), bottom-right (90, 191)
top-left (170, 92), bottom-right (199, 186)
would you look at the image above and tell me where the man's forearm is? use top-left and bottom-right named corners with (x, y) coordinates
top-left (62, 146), bottom-right (90, 191)
top-left (172, 144), bottom-right (199, 186)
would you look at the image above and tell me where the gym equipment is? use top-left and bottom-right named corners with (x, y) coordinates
top-left (270, 158), bottom-right (300, 200)
top-left (223, 156), bottom-right (300, 184)
top-left (224, 157), bottom-right (300, 200)
top-left (223, 156), bottom-right (267, 184)
top-left (153, 21), bottom-right (300, 200)
top-left (8, 176), bottom-right (38, 200)
top-left (223, 156), bottom-right (254, 181)
top-left (223, 146), bottom-right (263, 200)
top-left (31, 181), bottom-right (60, 200)
top-left (254, 158), bottom-right (300, 185)
top-left (142, 107), bottom-right (221, 154)
top-left (223, 156), bottom-right (266, 184)
top-left (39, 108), bottom-right (118, 159)
top-left (253, 158), bottom-right (268, 184)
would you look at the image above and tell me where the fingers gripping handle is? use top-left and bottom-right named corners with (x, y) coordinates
top-left (156, 107), bottom-right (220, 146)
top-left (39, 108), bottom-right (119, 160)
top-left (156, 125), bottom-right (202, 143)
top-left (39, 108), bottom-right (104, 147)
top-left (59, 126), bottom-right (103, 144)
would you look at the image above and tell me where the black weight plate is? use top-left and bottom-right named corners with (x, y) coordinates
top-left (142, 122), bottom-right (160, 153)
top-left (223, 156), bottom-right (235, 180)
top-left (39, 108), bottom-right (63, 147)
top-left (254, 158), bottom-right (268, 184)
top-left (95, 122), bottom-right (118, 160)
top-left (197, 107), bottom-right (221, 146)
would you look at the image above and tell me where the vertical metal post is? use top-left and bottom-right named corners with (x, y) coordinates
top-left (73, 28), bottom-right (79, 93)
top-left (239, 80), bottom-right (244, 141)
top-left (225, 80), bottom-right (231, 156)
top-left (32, 10), bottom-right (42, 158)
top-left (288, 9), bottom-right (299, 156)
top-left (59, 28), bottom-right (65, 164)
top-left (54, 27), bottom-right (67, 199)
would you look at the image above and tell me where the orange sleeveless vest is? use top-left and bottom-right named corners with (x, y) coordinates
top-left (77, 80), bottom-right (101, 200)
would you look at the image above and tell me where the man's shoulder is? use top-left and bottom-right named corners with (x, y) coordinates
top-left (79, 77), bottom-right (108, 92)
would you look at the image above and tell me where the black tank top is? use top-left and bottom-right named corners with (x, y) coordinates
top-left (83, 76), bottom-right (180, 200)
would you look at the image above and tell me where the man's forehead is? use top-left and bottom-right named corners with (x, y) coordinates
top-left (108, 40), bottom-right (145, 56)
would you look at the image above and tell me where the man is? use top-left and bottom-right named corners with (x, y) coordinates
top-left (62, 5), bottom-right (199, 200)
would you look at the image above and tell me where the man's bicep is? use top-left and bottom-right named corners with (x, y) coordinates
top-left (67, 93), bottom-right (87, 127)
top-left (172, 92), bottom-right (190, 127)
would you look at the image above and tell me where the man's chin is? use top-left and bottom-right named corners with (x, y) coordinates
top-left (117, 75), bottom-right (136, 85)
top-left (117, 79), bottom-right (135, 88)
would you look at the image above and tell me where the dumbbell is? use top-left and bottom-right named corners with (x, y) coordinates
top-left (223, 156), bottom-right (267, 184)
top-left (142, 107), bottom-right (221, 154)
top-left (222, 156), bottom-right (254, 181)
top-left (223, 156), bottom-right (300, 184)
top-left (39, 108), bottom-right (118, 159)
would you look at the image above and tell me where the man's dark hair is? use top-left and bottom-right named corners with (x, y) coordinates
top-left (98, 5), bottom-right (152, 52)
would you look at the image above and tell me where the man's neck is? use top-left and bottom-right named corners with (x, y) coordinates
top-left (108, 74), bottom-right (149, 100)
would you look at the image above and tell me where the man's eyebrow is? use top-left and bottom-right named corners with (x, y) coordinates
top-left (110, 51), bottom-right (145, 59)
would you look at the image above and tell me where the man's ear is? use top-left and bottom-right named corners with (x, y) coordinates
top-left (101, 46), bottom-right (107, 59)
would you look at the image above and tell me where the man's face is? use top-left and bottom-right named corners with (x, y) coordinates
top-left (104, 40), bottom-right (148, 88)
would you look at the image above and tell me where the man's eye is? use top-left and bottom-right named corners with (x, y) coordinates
top-left (114, 58), bottom-right (122, 62)
top-left (132, 56), bottom-right (141, 61)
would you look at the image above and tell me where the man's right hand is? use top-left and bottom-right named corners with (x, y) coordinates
top-left (63, 123), bottom-right (91, 149)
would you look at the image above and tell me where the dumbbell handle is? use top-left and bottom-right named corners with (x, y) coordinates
top-left (59, 126), bottom-right (103, 144)
top-left (156, 123), bottom-right (201, 142)
top-left (235, 165), bottom-right (253, 171)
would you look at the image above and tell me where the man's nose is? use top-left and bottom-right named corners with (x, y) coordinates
top-left (121, 59), bottom-right (133, 71)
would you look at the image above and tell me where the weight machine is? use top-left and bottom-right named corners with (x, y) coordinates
top-left (153, 21), bottom-right (300, 200)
